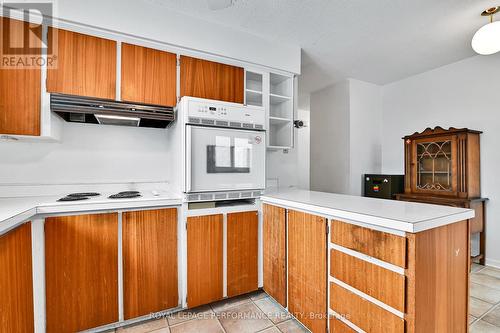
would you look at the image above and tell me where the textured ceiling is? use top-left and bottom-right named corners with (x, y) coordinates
top-left (143, 0), bottom-right (497, 93)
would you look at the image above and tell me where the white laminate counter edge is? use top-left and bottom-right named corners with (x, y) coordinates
top-left (260, 195), bottom-right (475, 234)
top-left (0, 198), bottom-right (183, 235)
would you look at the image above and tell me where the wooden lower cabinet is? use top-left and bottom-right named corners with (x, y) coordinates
top-left (263, 204), bottom-right (287, 307)
top-left (123, 208), bottom-right (178, 319)
top-left (227, 211), bottom-right (258, 297)
top-left (0, 223), bottom-right (34, 333)
top-left (331, 220), bottom-right (406, 268)
top-left (405, 220), bottom-right (469, 332)
top-left (263, 204), bottom-right (469, 333)
top-left (45, 213), bottom-right (119, 333)
top-left (187, 214), bottom-right (223, 308)
top-left (330, 283), bottom-right (404, 332)
top-left (330, 316), bottom-right (356, 333)
top-left (288, 209), bottom-right (327, 333)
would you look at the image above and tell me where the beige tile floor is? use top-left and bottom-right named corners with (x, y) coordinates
top-left (113, 263), bottom-right (500, 333)
top-left (115, 291), bottom-right (307, 333)
top-left (470, 263), bottom-right (500, 332)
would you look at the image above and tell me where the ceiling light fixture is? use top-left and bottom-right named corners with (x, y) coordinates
top-left (472, 6), bottom-right (500, 55)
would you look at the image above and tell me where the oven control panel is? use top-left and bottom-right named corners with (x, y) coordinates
top-left (179, 97), bottom-right (266, 129)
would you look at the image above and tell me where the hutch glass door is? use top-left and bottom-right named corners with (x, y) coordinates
top-left (415, 139), bottom-right (453, 192)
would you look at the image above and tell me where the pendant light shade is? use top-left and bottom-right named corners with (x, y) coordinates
top-left (472, 6), bottom-right (500, 55)
top-left (472, 21), bottom-right (500, 55)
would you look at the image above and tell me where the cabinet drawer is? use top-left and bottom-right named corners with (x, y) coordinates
top-left (331, 220), bottom-right (406, 268)
top-left (330, 316), bottom-right (356, 332)
top-left (331, 249), bottom-right (405, 312)
top-left (330, 283), bottom-right (404, 333)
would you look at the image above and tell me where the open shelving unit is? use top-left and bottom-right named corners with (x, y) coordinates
top-left (268, 73), bottom-right (294, 149)
top-left (245, 71), bottom-right (263, 107)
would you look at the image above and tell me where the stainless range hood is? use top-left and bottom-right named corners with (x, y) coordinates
top-left (51, 93), bottom-right (175, 128)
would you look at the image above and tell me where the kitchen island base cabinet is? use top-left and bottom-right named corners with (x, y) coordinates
top-left (187, 214), bottom-right (223, 308)
top-left (263, 204), bottom-right (287, 307)
top-left (123, 208), bottom-right (178, 319)
top-left (227, 211), bottom-right (259, 297)
top-left (263, 200), bottom-right (470, 333)
top-left (288, 210), bottom-right (327, 333)
top-left (45, 213), bottom-right (119, 333)
top-left (0, 223), bottom-right (34, 333)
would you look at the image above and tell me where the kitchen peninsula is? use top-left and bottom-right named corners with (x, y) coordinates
top-left (261, 189), bottom-right (474, 333)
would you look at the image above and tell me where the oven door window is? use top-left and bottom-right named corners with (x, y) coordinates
top-left (207, 136), bottom-right (251, 173)
top-left (187, 125), bottom-right (266, 192)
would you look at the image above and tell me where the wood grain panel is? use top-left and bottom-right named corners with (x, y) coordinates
top-left (0, 17), bottom-right (41, 136)
top-left (331, 220), bottom-right (406, 268)
top-left (47, 28), bottom-right (116, 99)
top-left (121, 43), bottom-right (177, 106)
top-left (227, 211), bottom-right (258, 297)
top-left (405, 220), bottom-right (469, 333)
top-left (263, 204), bottom-right (287, 307)
top-left (123, 208), bottom-right (178, 319)
top-left (466, 132), bottom-right (481, 198)
top-left (180, 55), bottom-right (244, 103)
top-left (0, 223), bottom-right (34, 333)
top-left (330, 283), bottom-right (404, 333)
top-left (330, 316), bottom-right (356, 333)
top-left (288, 209), bottom-right (327, 333)
top-left (187, 214), bottom-right (223, 308)
top-left (45, 213), bottom-right (118, 333)
top-left (330, 249), bottom-right (405, 312)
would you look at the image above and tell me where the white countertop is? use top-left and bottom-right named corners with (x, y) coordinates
top-left (0, 191), bottom-right (182, 234)
top-left (261, 190), bottom-right (475, 233)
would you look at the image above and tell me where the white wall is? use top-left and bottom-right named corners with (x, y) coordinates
top-left (309, 79), bottom-right (382, 195)
top-left (310, 81), bottom-right (350, 193)
top-left (266, 109), bottom-right (310, 191)
top-left (50, 0), bottom-right (300, 74)
top-left (349, 79), bottom-right (382, 195)
top-left (381, 54), bottom-right (500, 267)
top-left (0, 122), bottom-right (171, 186)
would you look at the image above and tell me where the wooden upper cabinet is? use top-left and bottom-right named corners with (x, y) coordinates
top-left (47, 28), bottom-right (116, 99)
top-left (0, 17), bottom-right (41, 136)
top-left (0, 223), bottom-right (34, 333)
top-left (122, 208), bottom-right (178, 319)
top-left (121, 43), bottom-right (177, 107)
top-left (180, 55), bottom-right (244, 103)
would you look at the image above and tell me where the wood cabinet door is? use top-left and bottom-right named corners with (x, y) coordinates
top-left (123, 208), bottom-right (178, 319)
top-left (0, 223), bottom-right (34, 333)
top-left (288, 209), bottom-right (327, 333)
top-left (45, 213), bottom-right (118, 333)
top-left (180, 55), bottom-right (244, 103)
top-left (121, 43), bottom-right (177, 106)
top-left (0, 17), bottom-right (41, 136)
top-left (410, 135), bottom-right (458, 196)
top-left (47, 28), bottom-right (116, 99)
top-left (263, 204), bottom-right (287, 307)
top-left (227, 211), bottom-right (258, 297)
top-left (187, 214), bottom-right (223, 308)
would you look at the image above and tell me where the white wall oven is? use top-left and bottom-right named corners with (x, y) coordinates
top-left (179, 97), bottom-right (266, 202)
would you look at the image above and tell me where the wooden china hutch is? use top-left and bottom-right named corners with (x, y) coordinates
top-left (396, 127), bottom-right (487, 264)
